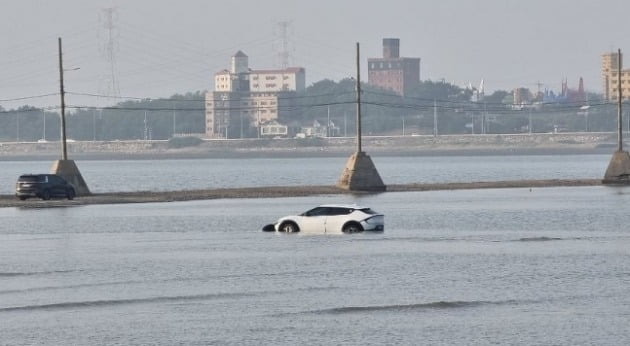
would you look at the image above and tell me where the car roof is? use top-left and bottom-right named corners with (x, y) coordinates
top-left (318, 204), bottom-right (370, 209)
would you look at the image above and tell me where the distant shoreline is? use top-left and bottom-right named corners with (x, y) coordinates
top-left (0, 179), bottom-right (604, 208)
top-left (0, 146), bottom-right (616, 161)
top-left (0, 132), bottom-right (622, 161)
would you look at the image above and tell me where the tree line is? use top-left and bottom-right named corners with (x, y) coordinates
top-left (0, 82), bottom-right (620, 142)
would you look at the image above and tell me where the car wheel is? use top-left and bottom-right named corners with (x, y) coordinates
top-left (67, 188), bottom-right (75, 200)
top-left (41, 189), bottom-right (51, 200)
top-left (18, 196), bottom-right (27, 201)
top-left (279, 221), bottom-right (299, 233)
top-left (342, 222), bottom-right (363, 234)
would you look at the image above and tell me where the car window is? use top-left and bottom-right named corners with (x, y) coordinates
top-left (303, 207), bottom-right (329, 217)
top-left (329, 207), bottom-right (353, 216)
top-left (39, 175), bottom-right (48, 183)
top-left (18, 176), bottom-right (38, 182)
top-left (359, 208), bottom-right (378, 215)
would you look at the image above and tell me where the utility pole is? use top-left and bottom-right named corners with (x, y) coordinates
top-left (173, 103), bottom-right (177, 137)
top-left (58, 37), bottom-right (68, 160)
top-left (144, 111), bottom-right (148, 140)
top-left (327, 105), bottom-right (330, 137)
top-left (402, 115), bottom-right (405, 136)
top-left (482, 101), bottom-right (488, 135)
top-left (433, 99), bottom-right (438, 137)
top-left (603, 48), bottom-right (630, 184)
top-left (52, 37), bottom-right (90, 195)
top-left (618, 48), bottom-right (623, 152)
top-left (92, 108), bottom-right (96, 141)
top-left (344, 111), bottom-right (347, 137)
top-left (356, 42), bottom-right (362, 153)
top-left (336, 42), bottom-right (385, 192)
top-left (529, 108), bottom-right (532, 134)
top-left (257, 107), bottom-right (260, 139)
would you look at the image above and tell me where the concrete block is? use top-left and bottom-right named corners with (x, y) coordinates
top-left (50, 160), bottom-right (91, 195)
top-left (337, 151), bottom-right (386, 192)
top-left (603, 150), bottom-right (630, 184)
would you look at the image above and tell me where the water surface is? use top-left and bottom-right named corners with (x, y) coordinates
top-left (0, 154), bottom-right (611, 194)
top-left (1, 186), bottom-right (629, 345)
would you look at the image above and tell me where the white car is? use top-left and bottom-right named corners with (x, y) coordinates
top-left (263, 204), bottom-right (384, 234)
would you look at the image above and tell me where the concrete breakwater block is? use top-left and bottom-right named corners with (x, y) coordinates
top-left (337, 151), bottom-right (386, 192)
top-left (50, 160), bottom-right (91, 195)
top-left (603, 150), bottom-right (630, 184)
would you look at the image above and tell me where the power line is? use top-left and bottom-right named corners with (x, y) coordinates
top-left (0, 93), bottom-right (59, 102)
top-left (362, 89), bottom-right (603, 108)
top-left (66, 100), bottom-right (356, 112)
top-left (65, 90), bottom-right (356, 103)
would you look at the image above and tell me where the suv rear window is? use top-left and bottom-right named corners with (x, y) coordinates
top-left (18, 176), bottom-right (39, 182)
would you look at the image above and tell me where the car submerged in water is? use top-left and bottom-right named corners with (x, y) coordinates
top-left (262, 204), bottom-right (384, 234)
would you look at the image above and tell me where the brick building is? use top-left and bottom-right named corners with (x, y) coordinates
top-left (368, 38), bottom-right (420, 96)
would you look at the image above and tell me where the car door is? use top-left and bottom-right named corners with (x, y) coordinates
top-left (49, 176), bottom-right (64, 197)
top-left (324, 207), bottom-right (353, 233)
top-left (298, 207), bottom-right (329, 233)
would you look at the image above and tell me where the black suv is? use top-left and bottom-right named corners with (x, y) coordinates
top-left (15, 174), bottom-right (76, 200)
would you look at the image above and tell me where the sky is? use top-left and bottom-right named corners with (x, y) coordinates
top-left (2, 0), bottom-right (630, 109)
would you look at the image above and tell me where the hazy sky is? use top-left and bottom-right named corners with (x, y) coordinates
top-left (2, 0), bottom-right (630, 108)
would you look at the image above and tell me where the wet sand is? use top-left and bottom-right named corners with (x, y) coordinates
top-left (0, 179), bottom-right (603, 208)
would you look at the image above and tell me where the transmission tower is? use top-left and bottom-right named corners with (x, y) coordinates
top-left (273, 21), bottom-right (293, 68)
top-left (98, 7), bottom-right (121, 98)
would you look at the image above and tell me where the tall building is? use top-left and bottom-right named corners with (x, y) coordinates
top-left (602, 51), bottom-right (630, 101)
top-left (205, 51), bottom-right (305, 138)
top-left (367, 38), bottom-right (420, 96)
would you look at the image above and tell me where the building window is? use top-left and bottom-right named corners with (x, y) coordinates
top-left (265, 76), bottom-right (276, 80)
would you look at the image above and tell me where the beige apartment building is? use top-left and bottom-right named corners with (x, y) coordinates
top-left (206, 51), bottom-right (305, 138)
top-left (602, 52), bottom-right (630, 101)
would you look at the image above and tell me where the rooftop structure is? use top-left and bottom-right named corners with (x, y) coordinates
top-left (367, 38), bottom-right (420, 96)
